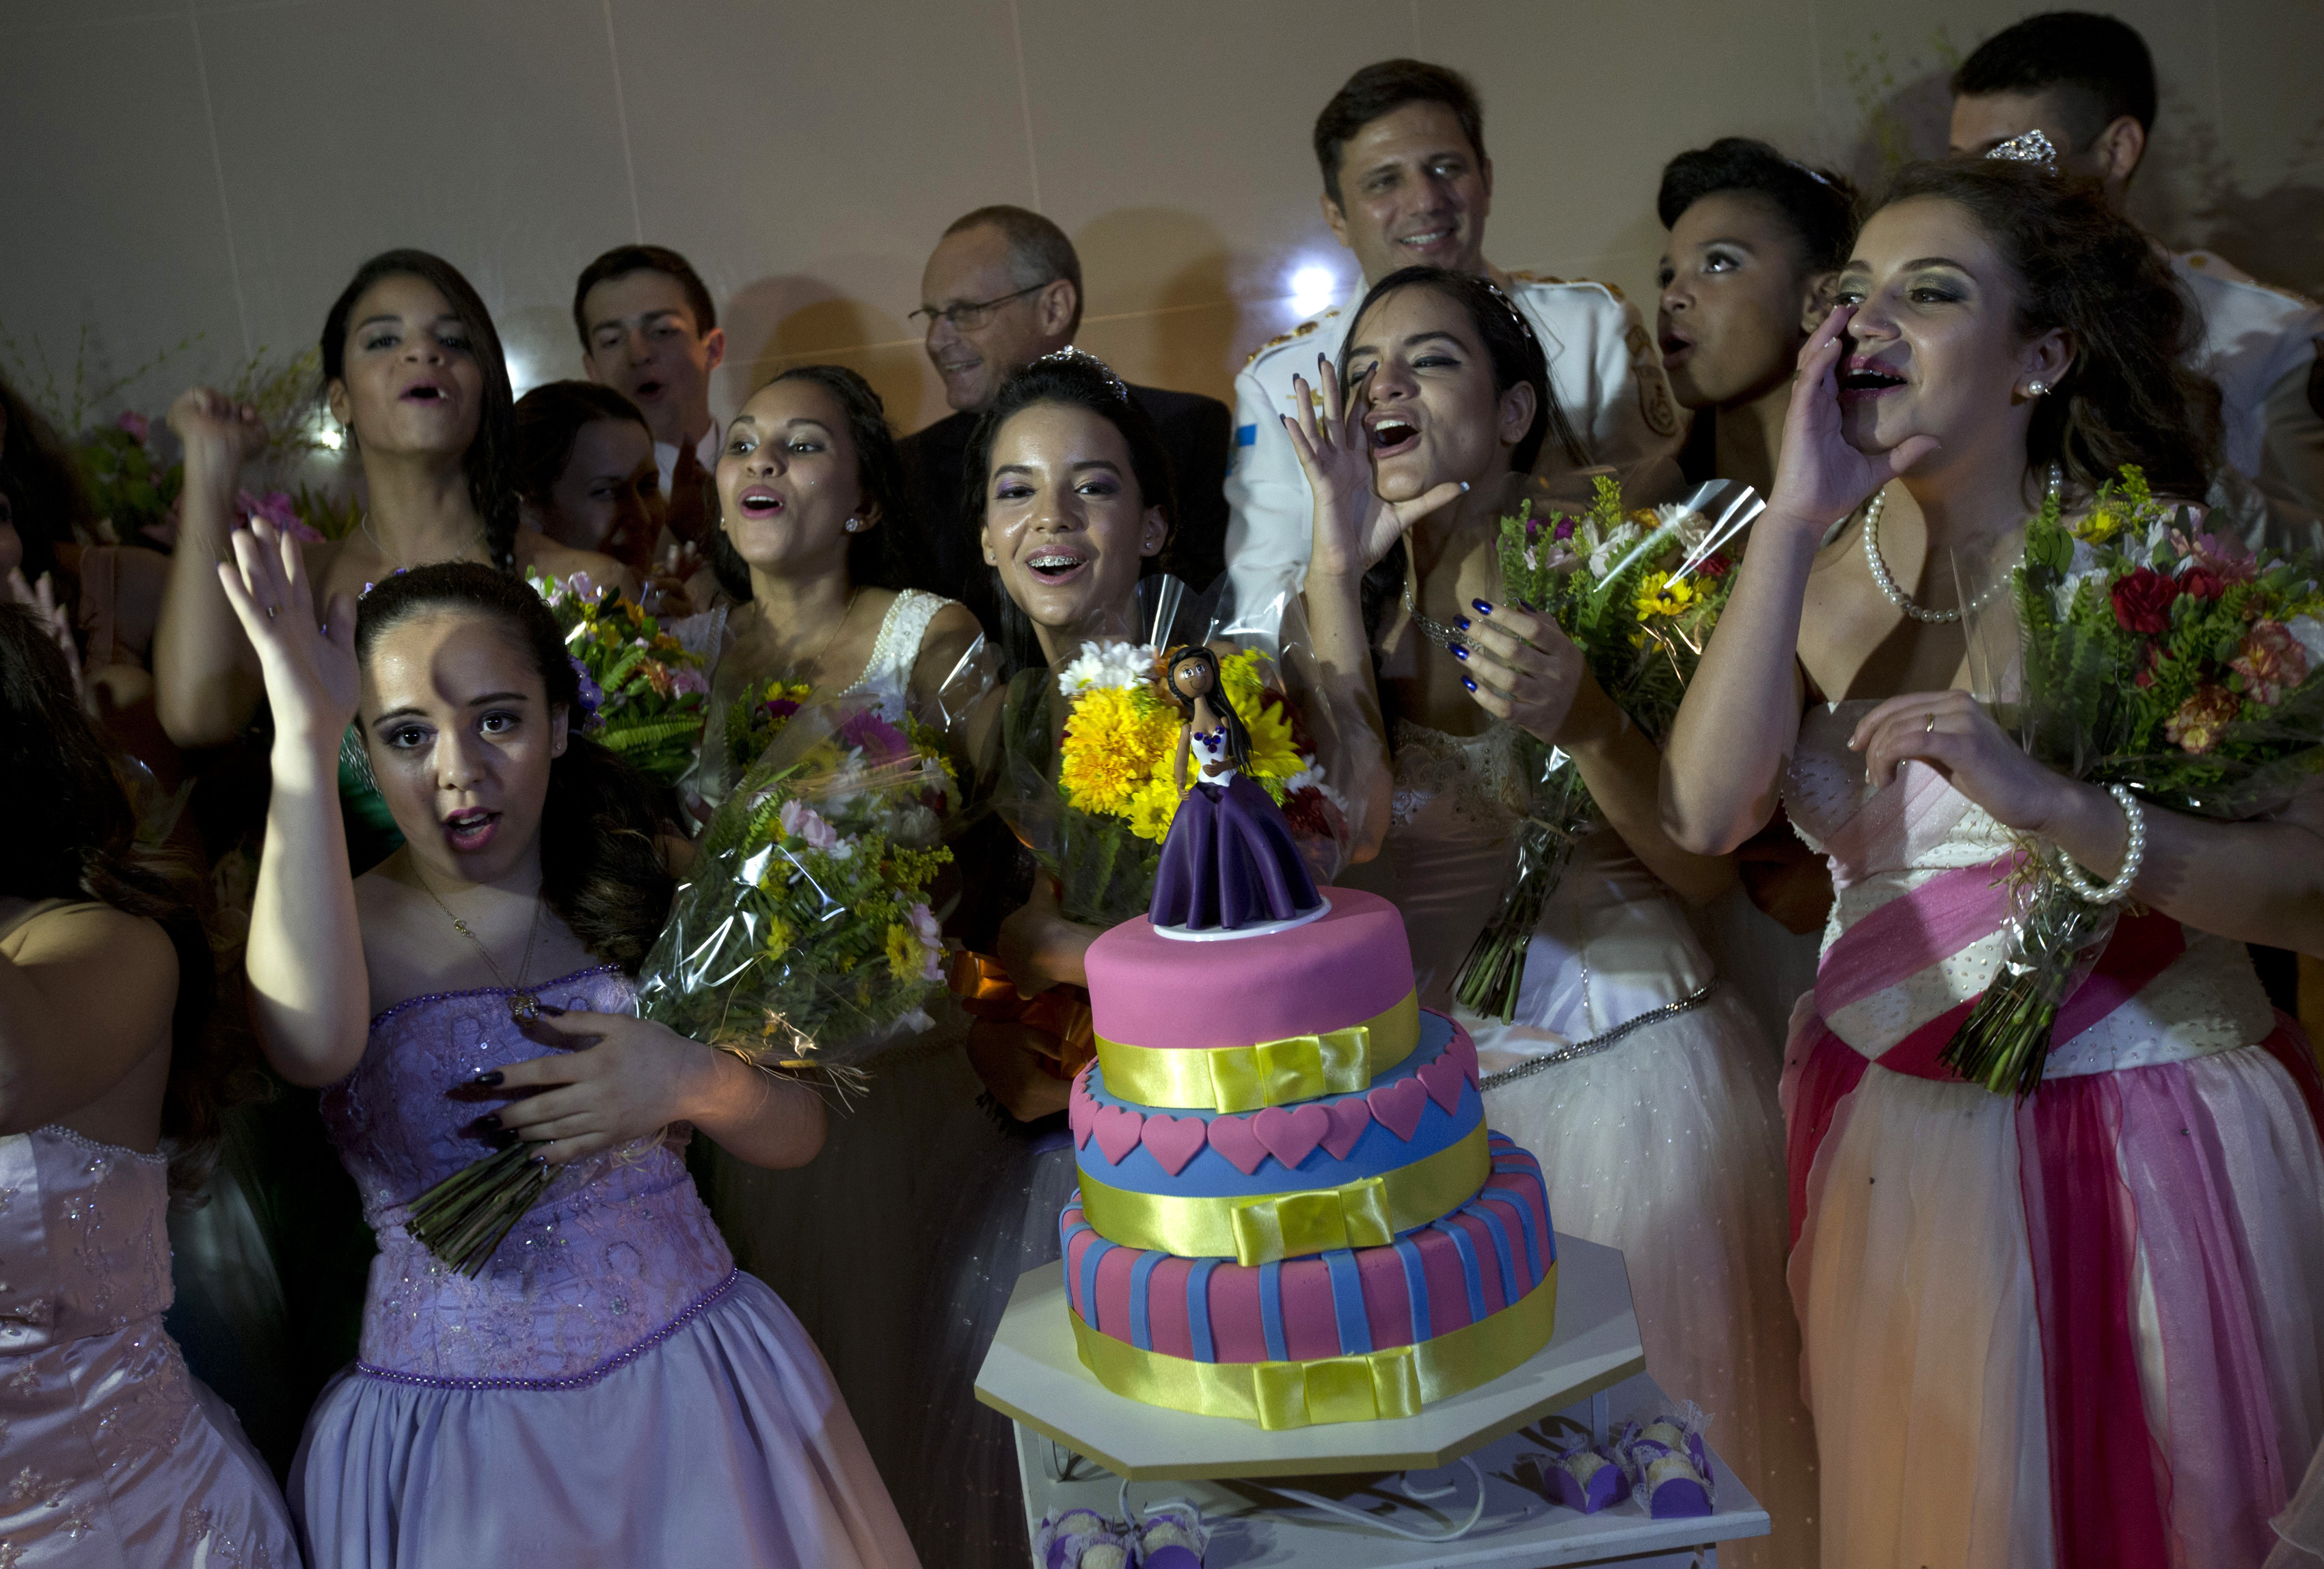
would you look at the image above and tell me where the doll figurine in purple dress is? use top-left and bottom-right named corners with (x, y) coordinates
top-left (1148, 644), bottom-right (1323, 935)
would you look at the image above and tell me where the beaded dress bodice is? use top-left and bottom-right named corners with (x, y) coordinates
top-left (323, 966), bottom-right (735, 1384)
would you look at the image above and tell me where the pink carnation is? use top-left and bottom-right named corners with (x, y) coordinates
top-left (2229, 619), bottom-right (2309, 706)
top-left (2164, 684), bottom-right (2241, 754)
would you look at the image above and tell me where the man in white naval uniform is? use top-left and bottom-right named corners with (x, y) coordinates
top-left (1951, 12), bottom-right (2324, 552)
top-left (1224, 59), bottom-right (1681, 616)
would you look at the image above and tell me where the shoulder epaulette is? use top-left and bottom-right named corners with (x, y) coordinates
top-left (1244, 310), bottom-right (1338, 369)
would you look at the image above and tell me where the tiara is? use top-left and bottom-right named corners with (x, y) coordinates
top-left (1479, 279), bottom-right (1537, 346)
top-left (1986, 129), bottom-right (2059, 169)
top-left (1786, 156), bottom-right (1843, 192)
top-left (1029, 345), bottom-right (1130, 403)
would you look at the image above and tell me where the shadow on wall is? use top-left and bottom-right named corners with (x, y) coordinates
top-left (721, 273), bottom-right (938, 432)
top-left (1070, 206), bottom-right (1240, 405)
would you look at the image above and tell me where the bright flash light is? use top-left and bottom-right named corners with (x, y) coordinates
top-left (1288, 265), bottom-right (1338, 318)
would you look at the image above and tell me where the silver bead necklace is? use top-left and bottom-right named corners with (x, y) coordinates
top-left (1863, 463), bottom-right (2061, 623)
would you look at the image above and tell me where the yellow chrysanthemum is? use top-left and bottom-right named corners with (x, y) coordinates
top-left (1059, 687), bottom-right (1173, 815)
top-left (1634, 571), bottom-right (1696, 620)
top-left (884, 923), bottom-right (921, 981)
top-left (2075, 506), bottom-right (2125, 544)
top-left (1126, 775), bottom-right (1183, 843)
top-left (1242, 696), bottom-right (1304, 782)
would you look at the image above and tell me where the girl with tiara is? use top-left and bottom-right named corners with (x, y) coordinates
top-left (1664, 157), bottom-right (2324, 1567)
top-left (216, 525), bottom-right (915, 1566)
top-left (1288, 266), bottom-right (1815, 1568)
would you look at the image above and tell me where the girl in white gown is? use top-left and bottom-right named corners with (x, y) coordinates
top-left (1289, 265), bottom-right (1815, 1568)
top-left (1662, 158), bottom-right (2324, 1568)
top-left (688, 366), bottom-right (992, 1498)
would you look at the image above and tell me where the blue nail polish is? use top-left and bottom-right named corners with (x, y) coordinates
top-left (1455, 616), bottom-right (1470, 631)
top-left (1461, 676), bottom-right (1478, 692)
top-left (1472, 599), bottom-right (1494, 615)
top-left (1450, 642), bottom-right (1469, 660)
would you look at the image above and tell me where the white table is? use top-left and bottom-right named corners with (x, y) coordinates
top-left (976, 1234), bottom-right (1770, 1565)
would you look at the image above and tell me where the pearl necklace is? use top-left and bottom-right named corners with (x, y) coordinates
top-left (1862, 464), bottom-right (2061, 623)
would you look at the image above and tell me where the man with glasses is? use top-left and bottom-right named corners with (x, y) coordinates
top-left (897, 206), bottom-right (1231, 622)
top-left (1950, 11), bottom-right (2323, 554)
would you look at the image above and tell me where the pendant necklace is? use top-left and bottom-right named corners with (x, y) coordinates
top-left (417, 873), bottom-right (548, 1022)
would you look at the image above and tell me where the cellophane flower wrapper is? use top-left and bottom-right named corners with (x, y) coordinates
top-left (632, 694), bottom-right (962, 1078)
top-left (528, 569), bottom-right (709, 785)
top-left (1945, 465), bottom-right (2324, 1097)
top-left (1450, 478), bottom-right (1761, 1022)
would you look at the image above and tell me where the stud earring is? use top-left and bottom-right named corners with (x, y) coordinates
top-left (2026, 381), bottom-right (2051, 398)
top-left (843, 517), bottom-right (861, 533)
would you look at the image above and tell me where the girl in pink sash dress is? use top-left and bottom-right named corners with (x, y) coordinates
top-left (1664, 158), bottom-right (2324, 1568)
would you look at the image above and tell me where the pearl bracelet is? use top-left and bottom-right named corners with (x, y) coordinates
top-left (2055, 783), bottom-right (2146, 904)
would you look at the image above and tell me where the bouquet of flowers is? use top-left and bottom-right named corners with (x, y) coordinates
top-left (725, 677), bottom-right (815, 774)
top-left (1943, 466), bottom-right (2324, 1096)
top-left (1450, 478), bottom-right (1760, 1022)
top-left (528, 571), bottom-right (709, 786)
top-left (409, 696), bottom-right (958, 1274)
top-left (1003, 640), bottom-right (1343, 927)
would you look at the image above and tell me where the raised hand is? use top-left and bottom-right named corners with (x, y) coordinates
top-left (1764, 305), bottom-right (1940, 541)
top-left (166, 386), bottom-right (270, 481)
top-left (1454, 599), bottom-right (1587, 746)
top-left (1283, 353), bottom-right (1465, 579)
top-left (214, 519), bottom-right (358, 746)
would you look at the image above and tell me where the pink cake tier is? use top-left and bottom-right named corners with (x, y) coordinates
top-left (1068, 1012), bottom-right (1487, 1266)
top-left (1086, 887), bottom-right (1419, 1113)
top-left (1060, 1134), bottom-right (1558, 1430)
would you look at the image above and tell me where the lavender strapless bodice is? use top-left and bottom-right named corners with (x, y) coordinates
top-left (323, 965), bottom-right (735, 1384)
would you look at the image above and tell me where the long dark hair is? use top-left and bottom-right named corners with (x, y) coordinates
top-left (353, 564), bottom-right (676, 972)
top-left (0, 372), bottom-right (97, 588)
top-left (1161, 643), bottom-right (1252, 772)
top-left (321, 249), bottom-right (521, 571)
top-left (963, 351), bottom-right (1180, 676)
top-left (709, 364), bottom-right (909, 602)
top-left (1337, 266), bottom-right (1584, 653)
top-left (0, 605), bottom-right (239, 1199)
top-left (1875, 161), bottom-right (2219, 500)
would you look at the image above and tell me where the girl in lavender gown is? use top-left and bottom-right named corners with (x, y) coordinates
top-left (0, 603), bottom-right (298, 1566)
top-left (214, 531), bottom-right (915, 1567)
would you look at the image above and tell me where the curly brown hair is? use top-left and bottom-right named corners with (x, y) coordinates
top-left (1876, 159), bottom-right (2220, 500)
top-left (0, 605), bottom-right (247, 1200)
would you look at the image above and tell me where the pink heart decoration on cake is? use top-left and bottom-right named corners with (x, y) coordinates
top-left (1450, 1028), bottom-right (1481, 1087)
top-left (1204, 1115), bottom-right (1269, 1175)
top-left (1069, 1085), bottom-right (1094, 1149)
top-left (1419, 1056), bottom-right (1468, 1115)
top-left (1140, 1114), bottom-right (1208, 1176)
top-left (1254, 1104), bottom-right (1330, 1171)
top-left (1367, 1078), bottom-right (1428, 1141)
top-left (1090, 1104), bottom-right (1146, 1166)
top-left (1321, 1097), bottom-right (1372, 1159)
